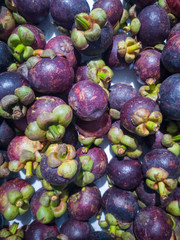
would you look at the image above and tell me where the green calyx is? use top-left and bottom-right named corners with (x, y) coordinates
top-left (139, 84), bottom-right (161, 101)
top-left (13, 12), bottom-right (27, 24)
top-left (80, 156), bottom-right (94, 171)
top-left (0, 222), bottom-right (24, 239)
top-left (25, 121), bottom-right (46, 141)
top-left (166, 201), bottom-right (180, 216)
top-left (57, 160), bottom-right (78, 179)
top-left (8, 26), bottom-right (35, 62)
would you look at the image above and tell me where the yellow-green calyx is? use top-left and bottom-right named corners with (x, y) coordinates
top-left (139, 84), bottom-right (161, 102)
top-left (0, 222), bottom-right (24, 239)
top-left (71, 8), bottom-right (107, 50)
top-left (78, 134), bottom-right (104, 148)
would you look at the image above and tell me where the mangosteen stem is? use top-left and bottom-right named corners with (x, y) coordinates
top-left (172, 134), bottom-right (180, 142)
top-left (98, 71), bottom-right (110, 82)
top-left (110, 225), bottom-right (116, 235)
top-left (9, 222), bottom-right (18, 235)
top-left (145, 121), bottom-right (159, 132)
top-left (16, 199), bottom-right (24, 208)
top-left (50, 195), bottom-right (59, 208)
top-left (75, 16), bottom-right (90, 31)
top-left (158, 181), bottom-right (167, 199)
top-left (48, 125), bottom-right (62, 138)
top-left (25, 161), bottom-right (33, 178)
top-left (127, 42), bottom-right (142, 54)
top-left (14, 44), bottom-right (24, 54)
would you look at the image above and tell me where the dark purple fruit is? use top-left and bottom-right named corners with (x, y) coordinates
top-left (89, 231), bottom-right (113, 240)
top-left (134, 206), bottom-right (172, 240)
top-left (0, 41), bottom-right (14, 73)
top-left (161, 35), bottom-right (180, 73)
top-left (0, 6), bottom-right (15, 41)
top-left (67, 185), bottom-right (101, 221)
top-left (120, 96), bottom-right (162, 137)
top-left (25, 220), bottom-right (59, 240)
top-left (0, 151), bottom-right (10, 178)
top-left (137, 5), bottom-right (170, 46)
top-left (107, 157), bottom-right (142, 190)
top-left (50, 0), bottom-right (90, 30)
top-left (167, 0), bottom-right (180, 20)
top-left (168, 22), bottom-right (180, 39)
top-left (62, 123), bottom-right (78, 147)
top-left (59, 218), bottom-right (93, 240)
top-left (159, 74), bottom-right (180, 120)
top-left (68, 80), bottom-right (108, 121)
top-left (0, 119), bottom-right (15, 149)
top-left (127, 0), bottom-right (156, 9)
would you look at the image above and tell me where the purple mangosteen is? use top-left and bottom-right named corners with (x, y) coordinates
top-left (68, 80), bottom-right (108, 121)
top-left (71, 8), bottom-right (113, 56)
top-left (0, 151), bottom-right (10, 178)
top-left (167, 0), bottom-right (180, 20)
top-left (168, 22), bottom-right (180, 39)
top-left (0, 41), bottom-right (14, 73)
top-left (0, 119), bottom-right (15, 149)
top-left (137, 5), bottom-right (170, 46)
top-left (126, 0), bottom-right (156, 9)
top-left (62, 123), bottom-right (78, 147)
top-left (89, 231), bottom-right (113, 240)
top-left (67, 185), bottom-right (101, 221)
top-left (120, 96), bottom-right (163, 137)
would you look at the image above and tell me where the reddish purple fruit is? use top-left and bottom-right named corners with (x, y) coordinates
top-left (167, 0), bottom-right (180, 20)
top-left (133, 206), bottom-right (172, 240)
top-left (168, 22), bottom-right (180, 39)
top-left (68, 80), bottom-right (108, 121)
top-left (67, 185), bottom-right (101, 221)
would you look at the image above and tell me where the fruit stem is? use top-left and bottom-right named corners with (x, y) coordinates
top-left (16, 199), bottom-right (24, 207)
top-left (145, 121), bottom-right (159, 132)
top-left (158, 181), bottom-right (167, 199)
top-left (127, 42), bottom-right (141, 54)
top-left (172, 134), bottom-right (180, 142)
top-left (25, 161), bottom-right (33, 178)
top-left (75, 16), bottom-right (90, 30)
top-left (9, 222), bottom-right (19, 235)
top-left (48, 125), bottom-right (61, 138)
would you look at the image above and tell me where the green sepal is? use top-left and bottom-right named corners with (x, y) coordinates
top-left (8, 190), bottom-right (23, 205)
top-left (36, 206), bottom-right (54, 224)
top-left (79, 155), bottom-right (94, 171)
top-left (4, 204), bottom-right (19, 221)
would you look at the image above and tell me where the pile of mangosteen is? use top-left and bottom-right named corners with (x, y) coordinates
top-left (0, 0), bottom-right (180, 239)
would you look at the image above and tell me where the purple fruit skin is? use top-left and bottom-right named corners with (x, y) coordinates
top-left (45, 35), bottom-right (81, 69)
top-left (142, 149), bottom-right (180, 179)
top-left (12, 24), bottom-right (46, 50)
top-left (28, 56), bottom-right (74, 94)
top-left (62, 123), bottom-right (78, 147)
top-left (128, 0), bottom-right (156, 9)
top-left (107, 157), bottom-right (142, 190)
top-left (145, 130), bottom-right (164, 149)
top-left (168, 22), bottom-right (180, 40)
top-left (161, 36), bottom-right (180, 73)
top-left (120, 96), bottom-right (160, 134)
top-left (109, 83), bottom-right (138, 111)
top-left (89, 231), bottom-right (113, 240)
top-left (93, 0), bottom-right (123, 27)
top-left (59, 218), bottom-right (93, 240)
top-left (0, 41), bottom-right (14, 73)
top-left (75, 65), bottom-right (89, 82)
top-left (102, 187), bottom-right (139, 223)
top-left (133, 206), bottom-right (172, 240)
top-left (0, 120), bottom-right (15, 149)
top-left (25, 220), bottom-right (59, 240)
top-left (77, 147), bottom-right (108, 181)
top-left (104, 34), bottom-right (130, 69)
top-left (40, 155), bottom-right (80, 186)
top-left (15, 0), bottom-right (50, 25)
top-left (75, 112), bottom-right (111, 138)
top-left (26, 96), bottom-right (66, 124)
top-left (67, 185), bottom-right (101, 221)
top-left (68, 80), bottom-right (108, 121)
top-left (13, 117), bottom-right (28, 132)
top-left (0, 72), bottom-right (29, 100)
top-left (137, 5), bottom-right (170, 47)
top-left (50, 0), bottom-right (90, 30)
top-left (159, 74), bottom-right (180, 120)
top-left (134, 49), bottom-right (166, 85)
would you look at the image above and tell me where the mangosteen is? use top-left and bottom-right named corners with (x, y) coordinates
top-left (0, 71), bottom-right (35, 120)
top-left (0, 6), bottom-right (16, 41)
top-left (25, 220), bottom-right (59, 240)
top-left (107, 157), bottom-right (142, 190)
top-left (59, 218), bottom-right (93, 240)
top-left (159, 74), bottom-right (180, 120)
top-left (13, 116), bottom-right (28, 132)
top-left (30, 187), bottom-right (68, 224)
top-left (161, 35), bottom-right (180, 73)
top-left (93, 0), bottom-right (123, 31)
top-left (120, 96), bottom-right (163, 137)
top-left (7, 136), bottom-right (44, 178)
top-left (137, 5), bottom-right (170, 46)
top-left (0, 41), bottom-right (14, 73)
top-left (104, 34), bottom-right (142, 68)
top-left (75, 59), bottom-right (113, 90)
top-left (0, 178), bottom-right (34, 221)
top-left (50, 0), bottom-right (90, 31)
top-left (45, 35), bottom-right (81, 69)
top-left (167, 0), bottom-right (180, 20)
top-left (89, 231), bottom-right (113, 240)
top-left (168, 22), bottom-right (180, 39)
top-left (0, 119), bottom-right (15, 149)
top-left (142, 148), bottom-right (180, 199)
top-left (108, 120), bottom-right (142, 158)
top-left (62, 123), bottom-right (78, 147)
top-left (108, 83), bottom-right (138, 120)
top-left (134, 206), bottom-right (172, 240)
top-left (68, 80), bottom-right (108, 121)
top-left (40, 143), bottom-right (80, 186)
top-left (71, 8), bottom-right (113, 56)
top-left (126, 0), bottom-right (156, 9)
top-left (75, 147), bottom-right (108, 187)
top-left (25, 96), bottom-right (73, 142)
top-left (0, 222), bottom-right (24, 239)
top-left (67, 185), bottom-right (101, 221)
top-left (8, 24), bottom-right (46, 63)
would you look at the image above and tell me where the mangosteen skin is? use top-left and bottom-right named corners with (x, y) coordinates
top-left (107, 157), bottom-right (142, 191)
top-left (0, 41), bottom-right (14, 73)
top-left (161, 36), bottom-right (180, 73)
top-left (127, 0), bottom-right (156, 9)
top-left (25, 220), bottom-right (59, 240)
top-left (133, 206), bottom-right (172, 240)
top-left (137, 5), bottom-right (170, 47)
top-left (75, 112), bottom-right (111, 138)
top-left (28, 56), bottom-right (74, 94)
top-left (89, 231), bottom-right (113, 240)
top-left (15, 0), bottom-right (50, 25)
top-left (59, 218), bottom-right (93, 240)
top-left (93, 0), bottom-right (123, 28)
top-left (168, 23), bottom-right (180, 39)
top-left (77, 147), bottom-right (108, 181)
top-left (0, 72), bottom-right (29, 100)
top-left (145, 130), bottom-right (164, 150)
top-left (68, 80), bottom-right (108, 121)
top-left (62, 123), bottom-right (78, 147)
top-left (0, 119), bottom-right (15, 149)
top-left (142, 149), bottom-right (180, 179)
top-left (134, 49), bottom-right (167, 85)
top-left (167, 0), bottom-right (180, 20)
top-left (67, 185), bottom-right (101, 221)
top-left (104, 34), bottom-right (130, 69)
top-left (45, 36), bottom-right (81, 69)
top-left (30, 187), bottom-right (46, 220)
top-left (159, 74), bottom-right (180, 120)
top-left (102, 187), bottom-right (139, 223)
top-left (50, 0), bottom-right (90, 30)
top-left (109, 83), bottom-right (137, 112)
